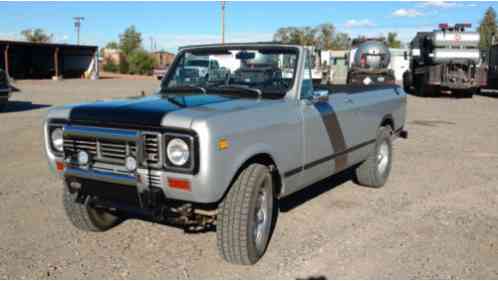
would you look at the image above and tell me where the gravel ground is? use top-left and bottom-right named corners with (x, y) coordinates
top-left (0, 78), bottom-right (497, 279)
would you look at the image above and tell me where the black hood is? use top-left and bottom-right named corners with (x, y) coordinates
top-left (69, 94), bottom-right (232, 127)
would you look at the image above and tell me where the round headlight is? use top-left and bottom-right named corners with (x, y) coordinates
top-left (166, 138), bottom-right (190, 166)
top-left (51, 128), bottom-right (64, 152)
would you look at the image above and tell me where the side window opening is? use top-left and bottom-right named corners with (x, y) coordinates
top-left (300, 50), bottom-right (314, 99)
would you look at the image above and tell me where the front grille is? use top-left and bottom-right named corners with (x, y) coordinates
top-left (144, 133), bottom-right (160, 166)
top-left (64, 132), bottom-right (160, 168)
top-left (141, 171), bottom-right (163, 188)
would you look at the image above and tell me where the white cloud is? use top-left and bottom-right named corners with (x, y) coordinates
top-left (419, 1), bottom-right (461, 8)
top-left (392, 8), bottom-right (424, 17)
top-left (344, 19), bottom-right (375, 28)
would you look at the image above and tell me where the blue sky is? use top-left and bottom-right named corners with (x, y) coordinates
top-left (0, 1), bottom-right (496, 52)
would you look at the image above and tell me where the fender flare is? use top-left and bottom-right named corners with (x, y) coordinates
top-left (219, 143), bottom-right (284, 201)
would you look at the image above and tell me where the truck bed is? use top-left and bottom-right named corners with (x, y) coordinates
top-left (315, 83), bottom-right (400, 94)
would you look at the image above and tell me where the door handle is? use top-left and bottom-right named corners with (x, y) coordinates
top-left (345, 97), bottom-right (354, 104)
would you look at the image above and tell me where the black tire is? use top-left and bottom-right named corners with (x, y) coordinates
top-left (217, 163), bottom-right (276, 265)
top-left (414, 75), bottom-right (424, 96)
top-left (402, 71), bottom-right (413, 94)
top-left (355, 126), bottom-right (393, 188)
top-left (414, 74), bottom-right (437, 97)
top-left (63, 183), bottom-right (121, 232)
top-left (463, 89), bottom-right (475, 98)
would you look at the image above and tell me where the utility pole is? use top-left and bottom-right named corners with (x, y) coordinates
top-left (73, 17), bottom-right (85, 45)
top-left (149, 36), bottom-right (155, 52)
top-left (221, 1), bottom-right (225, 44)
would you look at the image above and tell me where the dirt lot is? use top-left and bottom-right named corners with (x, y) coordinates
top-left (1, 78), bottom-right (497, 279)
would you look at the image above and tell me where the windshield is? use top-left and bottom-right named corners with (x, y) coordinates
top-left (162, 47), bottom-right (298, 96)
top-left (186, 60), bottom-right (209, 67)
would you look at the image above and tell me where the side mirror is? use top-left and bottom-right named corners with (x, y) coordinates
top-left (404, 51), bottom-right (408, 60)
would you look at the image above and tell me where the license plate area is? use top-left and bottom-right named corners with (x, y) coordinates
top-left (77, 178), bottom-right (140, 206)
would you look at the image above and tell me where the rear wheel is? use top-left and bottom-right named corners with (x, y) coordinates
top-left (402, 71), bottom-right (413, 94)
top-left (355, 126), bottom-right (393, 188)
top-left (415, 75), bottom-right (436, 97)
top-left (63, 183), bottom-right (122, 232)
top-left (217, 163), bottom-right (276, 265)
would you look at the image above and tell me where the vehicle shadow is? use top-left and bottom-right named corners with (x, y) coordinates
top-left (129, 166), bottom-right (357, 234)
top-left (296, 275), bottom-right (327, 280)
top-left (1, 101), bottom-right (51, 113)
top-left (407, 89), bottom-right (476, 99)
top-left (279, 166), bottom-right (356, 213)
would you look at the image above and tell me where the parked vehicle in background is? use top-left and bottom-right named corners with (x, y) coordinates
top-left (153, 66), bottom-right (168, 80)
top-left (327, 50), bottom-right (349, 84)
top-left (0, 69), bottom-right (11, 111)
top-left (347, 39), bottom-right (396, 85)
top-left (486, 37), bottom-right (498, 91)
top-left (43, 42), bottom-right (407, 265)
top-left (403, 23), bottom-right (487, 97)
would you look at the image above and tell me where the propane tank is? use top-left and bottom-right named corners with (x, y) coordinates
top-left (353, 40), bottom-right (391, 69)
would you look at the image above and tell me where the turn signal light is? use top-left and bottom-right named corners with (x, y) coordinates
top-left (55, 161), bottom-right (64, 172)
top-left (167, 177), bottom-right (191, 191)
top-left (218, 138), bottom-right (230, 150)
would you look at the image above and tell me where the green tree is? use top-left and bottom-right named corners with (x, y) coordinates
top-left (128, 49), bottom-right (156, 75)
top-left (103, 61), bottom-right (119, 73)
top-left (105, 41), bottom-right (119, 49)
top-left (273, 27), bottom-right (292, 43)
top-left (274, 23), bottom-right (351, 50)
top-left (331, 32), bottom-right (351, 50)
top-left (479, 7), bottom-right (497, 50)
top-left (21, 28), bottom-right (52, 43)
top-left (387, 32), bottom-right (401, 48)
top-left (315, 24), bottom-right (336, 49)
top-left (119, 25), bottom-right (142, 56)
top-left (119, 59), bottom-right (129, 74)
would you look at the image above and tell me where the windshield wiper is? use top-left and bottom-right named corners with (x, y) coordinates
top-left (210, 84), bottom-right (262, 97)
top-left (161, 85), bottom-right (206, 94)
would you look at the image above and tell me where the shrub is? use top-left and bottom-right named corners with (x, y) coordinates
top-left (128, 49), bottom-right (156, 75)
top-left (119, 59), bottom-right (129, 74)
top-left (102, 61), bottom-right (118, 73)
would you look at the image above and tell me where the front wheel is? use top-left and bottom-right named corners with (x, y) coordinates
top-left (217, 164), bottom-right (276, 265)
top-left (355, 126), bottom-right (393, 188)
top-left (62, 183), bottom-right (122, 232)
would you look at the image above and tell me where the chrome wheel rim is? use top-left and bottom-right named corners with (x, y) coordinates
top-left (254, 176), bottom-right (272, 253)
top-left (377, 141), bottom-right (389, 175)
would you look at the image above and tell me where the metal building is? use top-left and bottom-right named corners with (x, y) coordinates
top-left (0, 40), bottom-right (97, 79)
